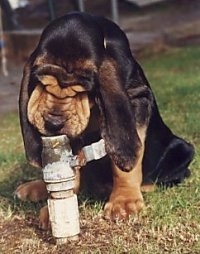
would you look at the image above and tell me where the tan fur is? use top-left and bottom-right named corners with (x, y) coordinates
top-left (38, 75), bottom-right (58, 86)
top-left (104, 125), bottom-right (147, 220)
top-left (27, 79), bottom-right (90, 137)
top-left (99, 60), bottom-right (120, 93)
top-left (14, 180), bottom-right (48, 202)
top-left (141, 184), bottom-right (156, 192)
top-left (39, 206), bottom-right (49, 230)
top-left (27, 85), bottom-right (46, 130)
top-left (75, 59), bottom-right (97, 73)
top-left (33, 55), bottom-right (47, 66)
top-left (38, 74), bottom-right (87, 98)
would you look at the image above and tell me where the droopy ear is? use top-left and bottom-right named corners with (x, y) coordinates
top-left (97, 60), bottom-right (141, 171)
top-left (19, 60), bottom-right (42, 168)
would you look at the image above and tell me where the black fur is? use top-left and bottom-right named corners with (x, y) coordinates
top-left (19, 12), bottom-right (194, 185)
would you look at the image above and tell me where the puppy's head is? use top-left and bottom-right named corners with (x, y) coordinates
top-left (19, 13), bottom-right (142, 171)
top-left (19, 13), bottom-right (104, 167)
top-left (27, 61), bottom-right (98, 138)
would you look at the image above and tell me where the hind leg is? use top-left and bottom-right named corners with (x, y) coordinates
top-left (15, 180), bottom-right (48, 202)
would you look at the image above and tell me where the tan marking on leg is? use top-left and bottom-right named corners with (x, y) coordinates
top-left (73, 168), bottom-right (81, 194)
top-left (104, 125), bottom-right (147, 220)
top-left (137, 126), bottom-right (156, 193)
top-left (39, 205), bottom-right (49, 230)
top-left (15, 180), bottom-right (48, 202)
top-left (38, 168), bottom-right (80, 231)
top-left (141, 184), bottom-right (156, 192)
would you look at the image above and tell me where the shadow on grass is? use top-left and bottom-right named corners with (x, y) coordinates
top-left (0, 161), bottom-right (44, 213)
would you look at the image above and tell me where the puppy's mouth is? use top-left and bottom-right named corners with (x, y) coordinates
top-left (27, 83), bottom-right (91, 137)
top-left (43, 113), bottom-right (65, 133)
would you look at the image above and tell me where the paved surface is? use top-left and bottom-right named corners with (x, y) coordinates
top-left (0, 0), bottom-right (200, 116)
top-left (120, 0), bottom-right (200, 52)
top-left (0, 64), bottom-right (23, 116)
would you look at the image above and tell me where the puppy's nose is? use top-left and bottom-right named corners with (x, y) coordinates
top-left (44, 114), bottom-right (65, 132)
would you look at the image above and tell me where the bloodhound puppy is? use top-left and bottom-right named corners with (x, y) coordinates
top-left (16, 12), bottom-right (194, 227)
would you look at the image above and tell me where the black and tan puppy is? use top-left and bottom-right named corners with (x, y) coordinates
top-left (16, 12), bottom-right (194, 227)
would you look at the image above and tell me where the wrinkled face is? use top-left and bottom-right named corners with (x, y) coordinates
top-left (27, 59), bottom-right (97, 137)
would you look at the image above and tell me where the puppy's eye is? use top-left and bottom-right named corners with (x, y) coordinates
top-left (79, 75), bottom-right (91, 82)
top-left (78, 70), bottom-right (94, 81)
top-left (60, 83), bottom-right (68, 88)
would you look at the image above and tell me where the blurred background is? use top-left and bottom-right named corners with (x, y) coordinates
top-left (0, 0), bottom-right (200, 114)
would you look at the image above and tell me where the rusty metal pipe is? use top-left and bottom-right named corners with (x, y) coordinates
top-left (41, 135), bottom-right (80, 244)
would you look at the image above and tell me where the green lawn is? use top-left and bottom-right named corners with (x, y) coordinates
top-left (0, 46), bottom-right (200, 253)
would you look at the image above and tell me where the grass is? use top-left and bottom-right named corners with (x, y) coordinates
top-left (0, 46), bottom-right (200, 253)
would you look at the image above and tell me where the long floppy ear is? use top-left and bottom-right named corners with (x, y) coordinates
top-left (19, 60), bottom-right (42, 168)
top-left (97, 60), bottom-right (141, 172)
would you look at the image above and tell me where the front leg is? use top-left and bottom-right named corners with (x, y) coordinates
top-left (15, 169), bottom-right (81, 230)
top-left (104, 126), bottom-right (146, 220)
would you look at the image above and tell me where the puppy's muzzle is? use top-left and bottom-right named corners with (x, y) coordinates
top-left (44, 114), bottom-right (65, 132)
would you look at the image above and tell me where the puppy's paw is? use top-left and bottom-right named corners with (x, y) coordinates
top-left (15, 180), bottom-right (48, 202)
top-left (103, 187), bottom-right (144, 221)
top-left (39, 205), bottom-right (50, 230)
